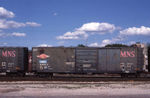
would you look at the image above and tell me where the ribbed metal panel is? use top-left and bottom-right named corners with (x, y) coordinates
top-left (75, 48), bottom-right (98, 73)
top-left (107, 49), bottom-right (121, 73)
top-left (98, 48), bottom-right (121, 73)
top-left (98, 49), bottom-right (107, 73)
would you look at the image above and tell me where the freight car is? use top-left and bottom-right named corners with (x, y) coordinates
top-left (31, 47), bottom-right (145, 77)
top-left (0, 47), bottom-right (28, 76)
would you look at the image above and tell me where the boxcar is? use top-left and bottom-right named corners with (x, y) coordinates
top-left (32, 47), bottom-right (144, 76)
top-left (0, 47), bottom-right (28, 75)
top-left (32, 47), bottom-right (75, 75)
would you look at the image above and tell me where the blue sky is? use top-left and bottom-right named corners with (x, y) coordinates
top-left (0, 0), bottom-right (150, 48)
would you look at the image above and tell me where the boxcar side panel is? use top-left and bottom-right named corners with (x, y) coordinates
top-left (98, 48), bottom-right (121, 73)
top-left (75, 48), bottom-right (98, 73)
top-left (106, 49), bottom-right (121, 73)
top-left (137, 48), bottom-right (144, 72)
top-left (98, 49), bottom-right (107, 73)
top-left (120, 48), bottom-right (137, 73)
top-left (32, 47), bottom-right (75, 73)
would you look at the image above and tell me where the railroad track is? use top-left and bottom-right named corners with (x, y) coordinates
top-left (0, 75), bottom-right (150, 81)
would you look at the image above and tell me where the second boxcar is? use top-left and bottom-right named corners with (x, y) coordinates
top-left (32, 47), bottom-right (144, 76)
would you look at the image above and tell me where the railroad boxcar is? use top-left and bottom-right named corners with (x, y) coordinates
top-left (0, 47), bottom-right (28, 76)
top-left (98, 47), bottom-right (144, 75)
top-left (32, 47), bottom-right (144, 76)
top-left (32, 47), bottom-right (75, 76)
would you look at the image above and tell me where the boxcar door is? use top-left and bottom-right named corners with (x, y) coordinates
top-left (106, 49), bottom-right (121, 73)
top-left (75, 48), bottom-right (98, 73)
top-left (98, 49), bottom-right (107, 73)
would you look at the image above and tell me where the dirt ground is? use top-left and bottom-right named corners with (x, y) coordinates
top-left (0, 81), bottom-right (150, 98)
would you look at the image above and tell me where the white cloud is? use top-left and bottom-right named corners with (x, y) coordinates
top-left (0, 19), bottom-right (25, 29)
top-left (56, 31), bottom-right (88, 40)
top-left (0, 7), bottom-right (15, 18)
top-left (0, 7), bottom-right (41, 31)
top-left (0, 32), bottom-right (26, 37)
top-left (100, 39), bottom-right (112, 47)
top-left (38, 44), bottom-right (52, 47)
top-left (128, 41), bottom-right (136, 45)
top-left (89, 42), bottom-right (100, 47)
top-left (57, 22), bottom-right (117, 40)
top-left (2, 42), bottom-right (7, 45)
top-left (0, 19), bottom-right (41, 29)
top-left (89, 39), bottom-right (112, 47)
top-left (57, 41), bottom-right (65, 45)
top-left (112, 35), bottom-right (125, 42)
top-left (120, 26), bottom-right (150, 36)
top-left (99, 35), bottom-right (125, 47)
top-left (89, 37), bottom-right (124, 47)
top-left (77, 22), bottom-right (116, 34)
top-left (26, 22), bottom-right (41, 27)
top-left (12, 32), bottom-right (26, 37)
top-left (0, 42), bottom-right (8, 46)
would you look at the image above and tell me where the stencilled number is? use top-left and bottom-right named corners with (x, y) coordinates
top-left (2, 62), bottom-right (6, 66)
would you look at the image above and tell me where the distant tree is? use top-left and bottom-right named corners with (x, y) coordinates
top-left (130, 44), bottom-right (137, 47)
top-left (77, 44), bottom-right (86, 47)
top-left (130, 42), bottom-right (142, 47)
top-left (136, 42), bottom-right (141, 44)
top-left (105, 44), bottom-right (128, 47)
